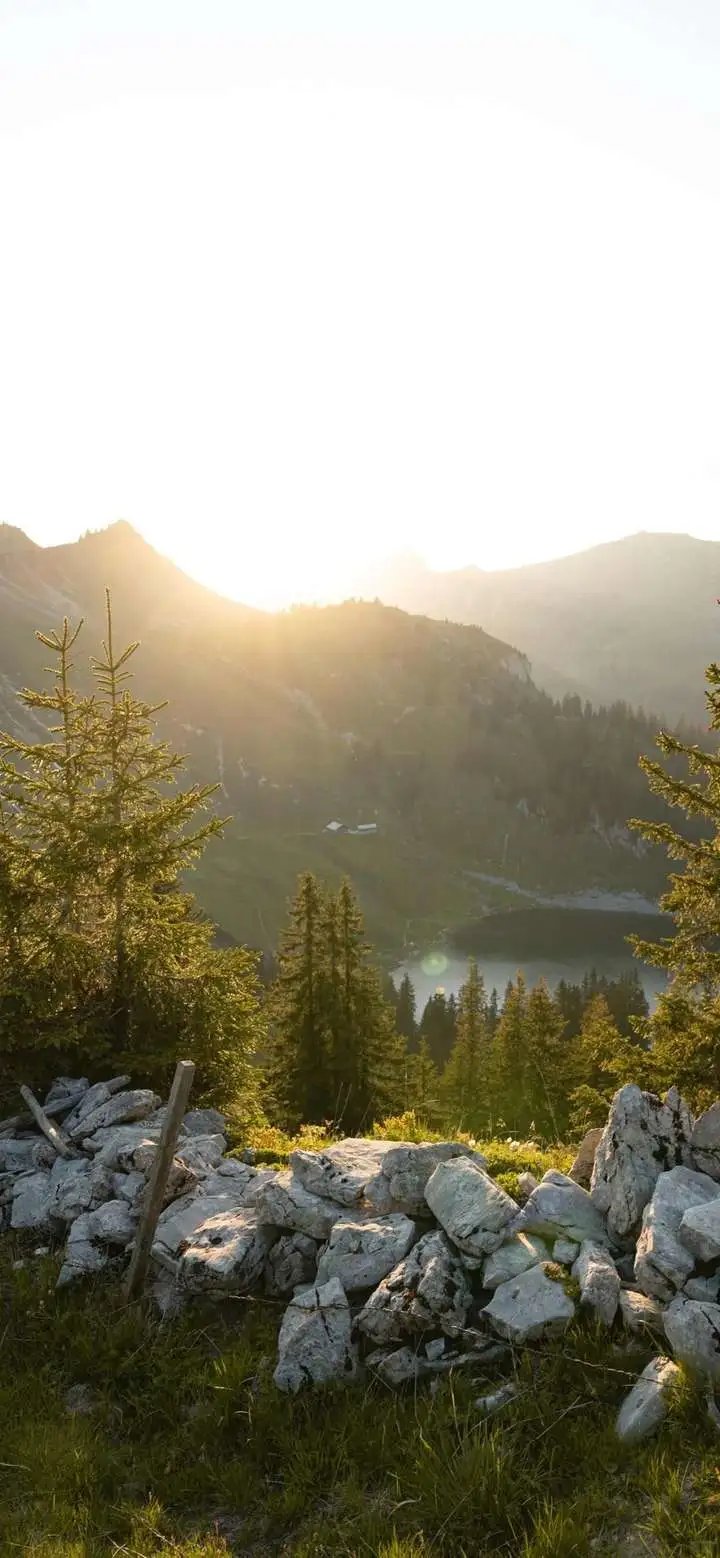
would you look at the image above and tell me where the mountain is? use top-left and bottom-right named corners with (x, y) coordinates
top-left (348, 532), bottom-right (720, 722)
top-left (0, 523), bottom-right (684, 953)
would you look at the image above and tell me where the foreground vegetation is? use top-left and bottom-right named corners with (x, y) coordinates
top-left (3, 1229), bottom-right (720, 1558)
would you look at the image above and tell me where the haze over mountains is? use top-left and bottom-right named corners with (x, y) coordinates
top-left (348, 532), bottom-right (720, 724)
top-left (0, 521), bottom-right (691, 953)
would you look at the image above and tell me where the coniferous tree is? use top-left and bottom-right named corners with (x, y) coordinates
top-left (405, 1037), bottom-right (441, 1126)
top-left (419, 990), bottom-right (457, 1068)
top-left (0, 601), bottom-right (264, 1110)
top-left (395, 973), bottom-right (418, 1044)
top-left (331, 879), bottom-right (405, 1131)
top-left (265, 872), bottom-right (330, 1128)
top-left (491, 974), bottom-right (527, 1132)
top-left (522, 980), bottom-right (569, 1139)
top-left (441, 958), bottom-right (493, 1135)
top-left (566, 994), bottom-right (629, 1134)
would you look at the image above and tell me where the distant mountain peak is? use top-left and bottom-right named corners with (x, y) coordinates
top-left (0, 523), bottom-right (39, 555)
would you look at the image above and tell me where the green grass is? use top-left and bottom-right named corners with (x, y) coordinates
top-left (2, 1243), bottom-right (720, 1557)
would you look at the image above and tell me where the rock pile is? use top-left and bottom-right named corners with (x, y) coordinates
top-left (3, 1077), bottom-right (720, 1438)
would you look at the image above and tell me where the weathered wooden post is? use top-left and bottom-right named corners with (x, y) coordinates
top-left (123, 1058), bottom-right (195, 1301)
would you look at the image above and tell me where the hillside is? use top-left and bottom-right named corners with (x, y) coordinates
top-left (349, 532), bottom-right (720, 723)
top-left (0, 523), bottom-right (683, 953)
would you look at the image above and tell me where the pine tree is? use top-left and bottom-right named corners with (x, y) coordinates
top-left (522, 980), bottom-right (569, 1139)
top-left (331, 879), bottom-right (405, 1132)
top-left (0, 601), bottom-right (264, 1111)
top-left (405, 1037), bottom-right (440, 1126)
top-left (265, 873), bottom-right (331, 1129)
top-left (566, 994), bottom-right (630, 1135)
top-left (395, 973), bottom-right (418, 1044)
top-left (419, 990), bottom-right (457, 1068)
top-left (441, 958), bottom-right (493, 1135)
top-left (491, 975), bottom-right (527, 1133)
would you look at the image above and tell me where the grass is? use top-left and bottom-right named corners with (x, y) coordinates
top-left (3, 1136), bottom-right (720, 1558)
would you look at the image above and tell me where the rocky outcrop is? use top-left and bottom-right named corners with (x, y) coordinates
top-left (690, 1102), bottom-right (720, 1181)
top-left (568, 1128), bottom-right (604, 1189)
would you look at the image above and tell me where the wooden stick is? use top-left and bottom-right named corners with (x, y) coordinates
top-left (19, 1085), bottom-right (77, 1160)
top-left (123, 1060), bottom-right (195, 1301)
top-left (0, 1074), bottom-right (131, 1135)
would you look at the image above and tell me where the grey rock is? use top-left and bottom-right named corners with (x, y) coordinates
top-left (87, 1198), bottom-right (139, 1247)
top-left (484, 1261), bottom-right (575, 1343)
top-left (618, 1288), bottom-right (665, 1334)
top-left (690, 1102), bottom-right (720, 1181)
top-left (150, 1269), bottom-right (186, 1320)
top-left (482, 1233), bottom-right (549, 1290)
top-left (111, 1170), bottom-right (147, 1207)
top-left (183, 1108), bottom-right (226, 1137)
top-left (568, 1127), bottom-right (604, 1189)
top-left (425, 1158), bottom-right (518, 1260)
top-left (290, 1139), bottom-right (390, 1206)
top-left (615, 1356), bottom-right (681, 1442)
top-left (366, 1142), bottom-right (488, 1216)
top-left (474, 1382), bottom-right (519, 1416)
top-left (316, 1213), bottom-right (417, 1293)
top-left (274, 1277), bottom-right (359, 1393)
top-left (679, 1198), bottom-right (720, 1264)
top-left (69, 1088), bottom-right (161, 1142)
top-left (357, 1230), bottom-right (472, 1347)
top-left (514, 1170), bottom-right (608, 1246)
top-left (175, 1134), bottom-right (227, 1173)
top-left (591, 1084), bottom-right (694, 1242)
top-left (367, 1340), bottom-right (508, 1387)
top-left (685, 1274), bottom-right (720, 1302)
top-left (517, 1171), bottom-right (538, 1199)
top-left (664, 1294), bottom-right (720, 1382)
top-left (0, 1139), bottom-right (37, 1173)
top-left (56, 1213), bottom-right (110, 1286)
top-left (11, 1170), bottom-right (52, 1231)
top-left (61, 1080), bottom-right (114, 1133)
top-left (153, 1184), bottom-right (258, 1262)
top-left (179, 1209), bottom-right (274, 1293)
top-left (572, 1241), bottom-right (621, 1326)
top-left (45, 1077), bottom-right (88, 1108)
top-left (253, 1170), bottom-right (342, 1240)
top-left (49, 1157), bottom-right (113, 1223)
top-left (553, 1238), bottom-right (580, 1265)
top-left (265, 1232), bottom-right (319, 1298)
top-left (85, 1124), bottom-right (165, 1169)
top-left (634, 1166), bottom-right (720, 1301)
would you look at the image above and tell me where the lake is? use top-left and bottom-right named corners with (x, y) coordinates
top-left (393, 950), bottom-right (666, 1015)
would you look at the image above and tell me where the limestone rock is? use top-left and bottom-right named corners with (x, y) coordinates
top-left (366, 1338), bottom-right (506, 1387)
top-left (183, 1108), bottom-right (226, 1138)
top-left (85, 1124), bottom-right (165, 1169)
top-left (634, 1166), bottom-right (720, 1301)
top-left (572, 1241), bottom-right (621, 1326)
top-left (618, 1288), bottom-right (665, 1334)
top-left (484, 1261), bottom-right (575, 1343)
top-left (45, 1077), bottom-right (88, 1109)
top-left (690, 1102), bottom-right (720, 1181)
top-left (553, 1238), bottom-right (580, 1265)
top-left (111, 1170), bottom-right (146, 1207)
top-left (365, 1142), bottom-right (488, 1216)
top-left (517, 1171), bottom-right (538, 1199)
top-left (591, 1084), bottom-right (694, 1242)
top-left (316, 1213), bottom-right (417, 1293)
top-left (290, 1140), bottom-right (389, 1207)
top-left (253, 1170), bottom-right (342, 1241)
top-left (514, 1170), bottom-right (608, 1246)
top-left (61, 1076), bottom-right (131, 1133)
top-left (425, 1158), bottom-right (517, 1260)
top-left (0, 1139), bottom-right (38, 1174)
top-left (664, 1294), bottom-right (720, 1383)
top-left (678, 1197), bottom-right (720, 1264)
top-left (357, 1230), bottom-right (472, 1347)
top-left (274, 1277), bottom-right (359, 1393)
top-left (474, 1382), bottom-right (519, 1416)
top-left (179, 1209), bottom-right (274, 1293)
top-left (568, 1127), bottom-right (604, 1189)
top-left (615, 1356), bottom-right (681, 1442)
top-left (265, 1232), bottom-right (319, 1298)
top-left (482, 1233), bottom-right (548, 1290)
top-left (87, 1198), bottom-right (139, 1247)
top-left (152, 1170), bottom-right (261, 1262)
top-left (684, 1274), bottom-right (720, 1302)
top-left (175, 1135), bottom-right (227, 1173)
top-left (69, 1088), bottom-right (161, 1142)
top-left (11, 1171), bottom-right (52, 1231)
top-left (56, 1213), bottom-right (110, 1286)
top-left (49, 1157), bottom-right (113, 1224)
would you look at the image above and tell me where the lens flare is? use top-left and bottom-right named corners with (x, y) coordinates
top-left (421, 951), bottom-right (448, 978)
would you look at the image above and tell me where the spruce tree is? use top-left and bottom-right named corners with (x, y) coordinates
top-left (419, 990), bottom-right (457, 1068)
top-left (491, 974), bottom-right (527, 1133)
top-left (395, 973), bottom-right (418, 1044)
top-left (265, 872), bottom-right (331, 1129)
top-left (522, 980), bottom-right (569, 1139)
top-left (441, 958), bottom-right (492, 1135)
top-left (405, 1037), bottom-right (440, 1125)
top-left (331, 879), bottom-right (405, 1132)
top-left (566, 994), bottom-right (629, 1135)
top-left (0, 601), bottom-right (264, 1110)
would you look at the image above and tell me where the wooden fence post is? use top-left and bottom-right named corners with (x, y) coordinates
top-left (123, 1059), bottom-right (195, 1301)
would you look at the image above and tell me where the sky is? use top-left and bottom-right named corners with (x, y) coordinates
top-left (1, 2), bottom-right (720, 607)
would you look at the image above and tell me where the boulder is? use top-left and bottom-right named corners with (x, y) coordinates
top-left (44, 1076), bottom-right (88, 1109)
top-left (111, 1170), bottom-right (146, 1207)
top-left (634, 1166), bottom-right (720, 1302)
top-left (482, 1233), bottom-right (548, 1290)
top-left (618, 1288), bottom-right (665, 1334)
top-left (690, 1102), bottom-right (720, 1182)
top-left (265, 1232), bottom-right (319, 1298)
top-left (290, 1140), bottom-right (389, 1207)
top-left (572, 1241), bottom-right (621, 1326)
top-left (56, 1213), bottom-right (110, 1286)
top-left (424, 1158), bottom-right (517, 1261)
top-left (366, 1142), bottom-right (488, 1216)
top-left (69, 1089), bottom-right (161, 1142)
top-left (615, 1356), bottom-right (681, 1443)
top-left (0, 1139), bottom-right (38, 1174)
top-left (183, 1108), bottom-right (226, 1138)
top-left (513, 1170), bottom-right (608, 1246)
top-left (61, 1076), bottom-right (131, 1133)
top-left (678, 1197), bottom-right (720, 1264)
top-left (357, 1230), bottom-right (472, 1347)
top-left (11, 1171), bottom-right (52, 1231)
top-left (484, 1262), bottom-right (576, 1343)
top-left (685, 1274), bottom-right (720, 1302)
top-left (175, 1135), bottom-right (227, 1173)
top-left (552, 1238), bottom-right (580, 1265)
top-left (253, 1171), bottom-right (343, 1241)
top-left (87, 1198), bottom-right (139, 1247)
top-left (568, 1127), bottom-right (604, 1189)
top-left (663, 1294), bottom-right (720, 1383)
top-left (153, 1182), bottom-right (258, 1262)
top-left (85, 1124), bottom-right (165, 1170)
top-left (316, 1213), bottom-right (416, 1294)
top-left (517, 1171), bottom-right (538, 1199)
top-left (274, 1277), bottom-right (359, 1393)
top-left (179, 1209), bottom-right (274, 1293)
top-left (49, 1157), bottom-right (113, 1224)
top-left (591, 1084), bottom-right (694, 1242)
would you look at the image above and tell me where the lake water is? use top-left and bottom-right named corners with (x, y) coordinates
top-left (393, 951), bottom-right (667, 1015)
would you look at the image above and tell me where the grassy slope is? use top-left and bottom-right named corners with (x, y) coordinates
top-left (2, 1139), bottom-right (719, 1558)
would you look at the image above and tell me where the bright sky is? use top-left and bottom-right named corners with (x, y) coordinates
top-left (2, 1), bottom-right (720, 607)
